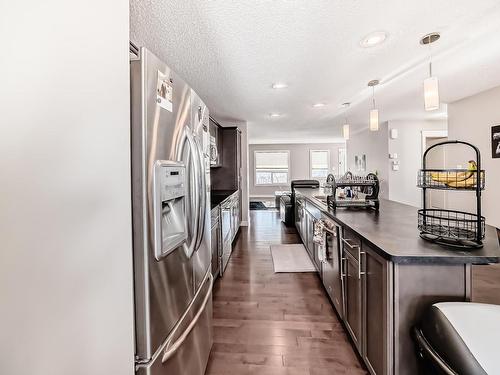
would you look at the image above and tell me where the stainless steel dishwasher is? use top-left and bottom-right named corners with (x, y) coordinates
top-left (320, 216), bottom-right (344, 317)
top-left (220, 200), bottom-right (232, 274)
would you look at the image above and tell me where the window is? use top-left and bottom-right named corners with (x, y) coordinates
top-left (310, 150), bottom-right (330, 179)
top-left (254, 150), bottom-right (289, 185)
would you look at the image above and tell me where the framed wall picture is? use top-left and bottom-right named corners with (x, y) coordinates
top-left (492, 125), bottom-right (500, 159)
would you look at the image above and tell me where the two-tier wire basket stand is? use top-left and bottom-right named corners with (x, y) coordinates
top-left (417, 140), bottom-right (485, 249)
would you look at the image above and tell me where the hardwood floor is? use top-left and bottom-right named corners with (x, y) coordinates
top-left (206, 210), bottom-right (367, 375)
top-left (472, 263), bottom-right (500, 305)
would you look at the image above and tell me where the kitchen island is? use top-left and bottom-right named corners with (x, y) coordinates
top-left (294, 187), bottom-right (500, 375)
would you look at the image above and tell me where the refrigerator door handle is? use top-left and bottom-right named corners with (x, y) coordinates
top-left (178, 128), bottom-right (201, 259)
top-left (161, 271), bottom-right (213, 364)
top-left (194, 134), bottom-right (206, 252)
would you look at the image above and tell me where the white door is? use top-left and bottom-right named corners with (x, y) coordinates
top-left (425, 137), bottom-right (448, 209)
top-left (338, 148), bottom-right (347, 175)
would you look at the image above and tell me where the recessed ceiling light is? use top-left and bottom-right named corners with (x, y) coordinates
top-left (271, 83), bottom-right (288, 89)
top-left (360, 31), bottom-right (387, 48)
top-left (420, 32), bottom-right (440, 45)
top-left (269, 113), bottom-right (282, 118)
top-left (312, 103), bottom-right (326, 108)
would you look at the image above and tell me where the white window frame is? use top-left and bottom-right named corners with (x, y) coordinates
top-left (309, 149), bottom-right (331, 180)
top-left (254, 150), bottom-right (290, 186)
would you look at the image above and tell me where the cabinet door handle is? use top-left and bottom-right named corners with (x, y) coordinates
top-left (341, 256), bottom-right (347, 278)
top-left (323, 225), bottom-right (337, 236)
top-left (342, 238), bottom-right (360, 250)
top-left (358, 248), bottom-right (366, 280)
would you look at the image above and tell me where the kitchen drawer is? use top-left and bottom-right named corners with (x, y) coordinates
top-left (342, 227), bottom-right (362, 260)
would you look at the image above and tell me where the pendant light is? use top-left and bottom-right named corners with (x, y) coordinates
top-left (420, 32), bottom-right (440, 111)
top-left (343, 124), bottom-right (350, 140)
top-left (342, 102), bottom-right (350, 140)
top-left (368, 80), bottom-right (380, 131)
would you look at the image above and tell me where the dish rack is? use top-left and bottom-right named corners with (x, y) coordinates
top-left (417, 140), bottom-right (485, 249)
top-left (326, 172), bottom-right (380, 211)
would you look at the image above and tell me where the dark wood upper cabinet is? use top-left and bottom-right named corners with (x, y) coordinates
top-left (210, 125), bottom-right (241, 192)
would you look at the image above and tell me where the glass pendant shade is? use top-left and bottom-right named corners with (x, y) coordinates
top-left (343, 124), bottom-right (350, 140)
top-left (369, 109), bottom-right (379, 131)
top-left (424, 76), bottom-right (440, 111)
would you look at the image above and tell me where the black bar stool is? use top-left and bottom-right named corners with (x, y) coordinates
top-left (413, 302), bottom-right (500, 375)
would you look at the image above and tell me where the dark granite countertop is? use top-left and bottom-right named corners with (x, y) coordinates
top-left (295, 187), bottom-right (500, 264)
top-left (211, 189), bottom-right (238, 209)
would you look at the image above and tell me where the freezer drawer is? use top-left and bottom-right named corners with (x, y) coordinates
top-left (137, 272), bottom-right (213, 375)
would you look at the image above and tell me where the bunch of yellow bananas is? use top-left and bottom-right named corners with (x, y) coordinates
top-left (430, 161), bottom-right (481, 188)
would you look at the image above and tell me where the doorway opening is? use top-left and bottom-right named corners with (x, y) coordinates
top-left (421, 130), bottom-right (448, 209)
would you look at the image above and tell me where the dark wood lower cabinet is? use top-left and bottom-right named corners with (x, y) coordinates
top-left (343, 250), bottom-right (363, 353)
top-left (362, 244), bottom-right (392, 375)
top-left (342, 230), bottom-right (393, 375)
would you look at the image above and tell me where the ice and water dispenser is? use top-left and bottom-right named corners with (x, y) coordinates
top-left (153, 161), bottom-right (187, 260)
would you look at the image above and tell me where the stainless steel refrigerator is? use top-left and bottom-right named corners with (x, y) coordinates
top-left (131, 47), bottom-right (212, 375)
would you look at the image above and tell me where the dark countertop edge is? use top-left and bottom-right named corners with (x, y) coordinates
top-left (210, 189), bottom-right (238, 209)
top-left (298, 190), bottom-right (500, 265)
top-left (211, 189), bottom-right (238, 197)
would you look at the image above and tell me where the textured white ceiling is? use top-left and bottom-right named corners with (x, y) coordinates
top-left (130, 0), bottom-right (500, 143)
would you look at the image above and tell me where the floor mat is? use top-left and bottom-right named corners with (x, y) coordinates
top-left (250, 201), bottom-right (268, 210)
top-left (270, 244), bottom-right (316, 273)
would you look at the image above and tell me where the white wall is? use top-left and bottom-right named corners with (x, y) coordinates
top-left (218, 120), bottom-right (250, 225)
top-left (387, 120), bottom-right (448, 207)
top-left (249, 143), bottom-right (345, 197)
top-left (447, 85), bottom-right (500, 228)
top-left (0, 1), bottom-right (134, 375)
top-left (346, 123), bottom-right (389, 199)
top-left (346, 120), bottom-right (448, 206)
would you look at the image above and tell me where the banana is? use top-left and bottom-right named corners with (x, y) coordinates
top-left (446, 179), bottom-right (475, 188)
top-left (430, 171), bottom-right (471, 183)
top-left (446, 171), bottom-right (484, 188)
top-left (430, 160), bottom-right (477, 184)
